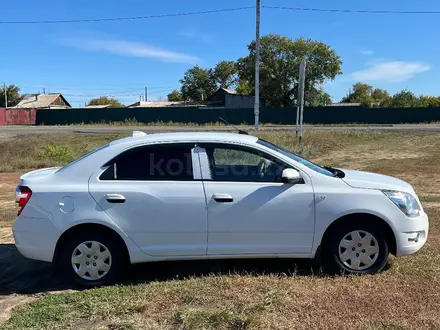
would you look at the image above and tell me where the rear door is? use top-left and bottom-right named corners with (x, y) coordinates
top-left (89, 143), bottom-right (208, 257)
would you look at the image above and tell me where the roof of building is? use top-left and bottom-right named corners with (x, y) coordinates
top-left (83, 104), bottom-right (113, 109)
top-left (110, 132), bottom-right (258, 146)
top-left (328, 103), bottom-right (362, 107)
top-left (127, 101), bottom-right (209, 108)
top-left (13, 93), bottom-right (71, 109)
top-left (219, 87), bottom-right (237, 95)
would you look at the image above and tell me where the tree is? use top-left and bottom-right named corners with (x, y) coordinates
top-left (236, 34), bottom-right (342, 107)
top-left (371, 88), bottom-right (390, 105)
top-left (385, 89), bottom-right (419, 108)
top-left (87, 96), bottom-right (124, 108)
top-left (0, 84), bottom-right (22, 107)
top-left (212, 61), bottom-right (238, 89)
top-left (341, 83), bottom-right (373, 106)
top-left (180, 65), bottom-right (217, 101)
top-left (167, 90), bottom-right (183, 102)
top-left (341, 83), bottom-right (391, 107)
top-left (308, 87), bottom-right (332, 106)
top-left (418, 95), bottom-right (440, 107)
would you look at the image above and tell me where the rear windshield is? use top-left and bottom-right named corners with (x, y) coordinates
top-left (56, 144), bottom-right (110, 173)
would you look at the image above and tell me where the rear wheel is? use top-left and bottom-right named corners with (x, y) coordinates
top-left (323, 222), bottom-right (389, 274)
top-left (60, 231), bottom-right (127, 287)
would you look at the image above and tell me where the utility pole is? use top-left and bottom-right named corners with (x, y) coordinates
top-left (3, 82), bottom-right (7, 108)
top-left (144, 86), bottom-right (148, 102)
top-left (254, 0), bottom-right (261, 130)
top-left (298, 58), bottom-right (307, 145)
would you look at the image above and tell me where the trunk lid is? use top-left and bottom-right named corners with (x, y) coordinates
top-left (19, 167), bottom-right (61, 185)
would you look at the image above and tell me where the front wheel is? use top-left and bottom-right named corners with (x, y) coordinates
top-left (323, 222), bottom-right (389, 274)
top-left (60, 231), bottom-right (127, 287)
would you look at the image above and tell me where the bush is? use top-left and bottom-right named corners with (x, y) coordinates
top-left (38, 145), bottom-right (75, 164)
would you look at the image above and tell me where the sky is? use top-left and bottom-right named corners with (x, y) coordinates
top-left (2, 0), bottom-right (440, 107)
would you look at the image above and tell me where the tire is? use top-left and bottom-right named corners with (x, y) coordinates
top-left (60, 230), bottom-right (127, 288)
top-left (322, 221), bottom-right (389, 275)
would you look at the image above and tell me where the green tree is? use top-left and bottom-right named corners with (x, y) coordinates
top-left (87, 96), bottom-right (124, 108)
top-left (212, 61), bottom-right (238, 89)
top-left (180, 65), bottom-right (217, 101)
top-left (341, 83), bottom-right (391, 107)
top-left (308, 87), bottom-right (332, 106)
top-left (167, 90), bottom-right (183, 102)
top-left (236, 34), bottom-right (342, 107)
top-left (371, 88), bottom-right (390, 105)
top-left (0, 84), bottom-right (22, 107)
top-left (341, 83), bottom-right (374, 106)
top-left (385, 89), bottom-right (419, 108)
top-left (418, 95), bottom-right (440, 107)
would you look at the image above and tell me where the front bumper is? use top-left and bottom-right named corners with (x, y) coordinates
top-left (394, 211), bottom-right (429, 257)
top-left (12, 214), bottom-right (61, 262)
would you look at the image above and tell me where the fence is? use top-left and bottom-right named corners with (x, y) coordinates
top-left (34, 106), bottom-right (440, 126)
top-left (0, 108), bottom-right (37, 126)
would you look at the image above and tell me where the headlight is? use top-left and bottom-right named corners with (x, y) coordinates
top-left (382, 190), bottom-right (421, 217)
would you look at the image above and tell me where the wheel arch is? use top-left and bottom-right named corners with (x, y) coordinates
top-left (320, 213), bottom-right (397, 256)
top-left (53, 223), bottom-right (130, 264)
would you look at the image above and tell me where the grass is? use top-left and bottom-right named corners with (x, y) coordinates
top-left (2, 129), bottom-right (440, 329)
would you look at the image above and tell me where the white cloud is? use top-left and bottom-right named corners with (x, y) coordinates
top-left (179, 28), bottom-right (214, 43)
top-left (350, 61), bottom-right (430, 82)
top-left (361, 49), bottom-right (374, 56)
top-left (60, 37), bottom-right (200, 64)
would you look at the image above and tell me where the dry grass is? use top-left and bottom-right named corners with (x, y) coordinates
top-left (1, 129), bottom-right (440, 329)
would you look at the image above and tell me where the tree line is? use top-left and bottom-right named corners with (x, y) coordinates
top-left (340, 83), bottom-right (440, 108)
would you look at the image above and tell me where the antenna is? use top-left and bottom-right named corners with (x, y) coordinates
top-left (218, 117), bottom-right (249, 135)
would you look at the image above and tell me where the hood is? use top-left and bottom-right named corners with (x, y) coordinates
top-left (340, 169), bottom-right (415, 194)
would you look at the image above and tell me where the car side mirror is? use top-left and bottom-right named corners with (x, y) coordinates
top-left (281, 168), bottom-right (302, 184)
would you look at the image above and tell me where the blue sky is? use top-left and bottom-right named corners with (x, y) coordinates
top-left (2, 0), bottom-right (440, 107)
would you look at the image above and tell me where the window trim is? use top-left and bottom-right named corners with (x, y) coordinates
top-left (99, 143), bottom-right (200, 182)
top-left (198, 142), bottom-right (296, 183)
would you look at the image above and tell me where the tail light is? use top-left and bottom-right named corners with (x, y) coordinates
top-left (15, 186), bottom-right (32, 216)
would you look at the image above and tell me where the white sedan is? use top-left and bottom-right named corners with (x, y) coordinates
top-left (13, 132), bottom-right (428, 287)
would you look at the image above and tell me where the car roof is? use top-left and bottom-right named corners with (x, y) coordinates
top-left (110, 132), bottom-right (259, 146)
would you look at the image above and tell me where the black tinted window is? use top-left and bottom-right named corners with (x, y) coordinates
top-left (204, 144), bottom-right (287, 182)
top-left (101, 145), bottom-right (194, 181)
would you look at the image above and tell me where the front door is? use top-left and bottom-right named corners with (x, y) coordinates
top-left (88, 143), bottom-right (207, 257)
top-left (199, 143), bottom-right (315, 256)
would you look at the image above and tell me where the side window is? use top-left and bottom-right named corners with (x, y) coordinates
top-left (204, 145), bottom-right (287, 182)
top-left (100, 145), bottom-right (194, 181)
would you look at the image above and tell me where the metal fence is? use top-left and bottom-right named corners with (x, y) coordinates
top-left (33, 106), bottom-right (440, 126)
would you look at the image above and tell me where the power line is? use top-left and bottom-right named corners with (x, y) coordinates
top-left (0, 6), bottom-right (255, 24)
top-left (263, 5), bottom-right (440, 15)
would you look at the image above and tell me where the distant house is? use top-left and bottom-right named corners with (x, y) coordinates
top-left (206, 88), bottom-right (255, 108)
top-left (83, 104), bottom-right (113, 109)
top-left (328, 103), bottom-right (362, 107)
top-left (127, 101), bottom-right (208, 108)
top-left (13, 93), bottom-right (71, 109)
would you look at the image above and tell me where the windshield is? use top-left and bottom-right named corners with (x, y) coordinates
top-left (257, 139), bottom-right (334, 177)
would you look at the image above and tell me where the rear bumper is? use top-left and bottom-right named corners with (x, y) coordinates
top-left (12, 215), bottom-right (61, 262)
top-left (395, 211), bottom-right (429, 257)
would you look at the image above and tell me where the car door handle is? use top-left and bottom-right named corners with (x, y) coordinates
top-left (213, 194), bottom-right (233, 203)
top-left (105, 193), bottom-right (126, 203)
